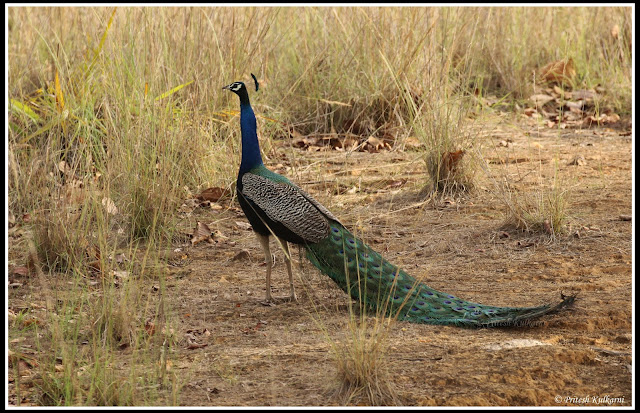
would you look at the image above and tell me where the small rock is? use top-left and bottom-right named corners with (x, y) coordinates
top-left (232, 250), bottom-right (250, 261)
top-left (568, 155), bottom-right (586, 166)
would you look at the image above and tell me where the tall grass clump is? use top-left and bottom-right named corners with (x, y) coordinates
top-left (396, 8), bottom-right (482, 196)
top-left (499, 158), bottom-right (572, 239)
top-left (329, 314), bottom-right (400, 406)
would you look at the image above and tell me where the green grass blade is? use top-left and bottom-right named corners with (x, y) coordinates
top-left (154, 80), bottom-right (194, 102)
top-left (84, 7), bottom-right (117, 79)
top-left (10, 99), bottom-right (40, 123)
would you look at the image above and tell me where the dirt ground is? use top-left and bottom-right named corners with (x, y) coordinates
top-left (168, 119), bottom-right (632, 406)
top-left (8, 119), bottom-right (633, 406)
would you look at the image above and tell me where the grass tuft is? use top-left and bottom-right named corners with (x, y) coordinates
top-left (329, 314), bottom-right (401, 406)
top-left (499, 159), bottom-right (572, 239)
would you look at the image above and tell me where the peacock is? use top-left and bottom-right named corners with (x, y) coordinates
top-left (222, 75), bottom-right (575, 328)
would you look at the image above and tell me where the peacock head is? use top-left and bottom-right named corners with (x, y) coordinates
top-left (223, 74), bottom-right (259, 95)
top-left (222, 81), bottom-right (246, 94)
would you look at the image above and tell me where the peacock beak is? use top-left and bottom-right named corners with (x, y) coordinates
top-left (222, 84), bottom-right (231, 90)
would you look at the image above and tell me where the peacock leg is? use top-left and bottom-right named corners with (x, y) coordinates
top-left (278, 237), bottom-right (297, 301)
top-left (256, 234), bottom-right (274, 305)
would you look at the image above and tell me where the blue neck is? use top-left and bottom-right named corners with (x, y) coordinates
top-left (238, 98), bottom-right (263, 175)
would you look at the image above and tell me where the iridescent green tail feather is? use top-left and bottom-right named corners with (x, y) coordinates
top-left (305, 221), bottom-right (575, 328)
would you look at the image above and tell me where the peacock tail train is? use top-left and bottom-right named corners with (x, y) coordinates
top-left (305, 221), bottom-right (575, 328)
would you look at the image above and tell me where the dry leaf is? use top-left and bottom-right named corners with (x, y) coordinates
top-left (57, 160), bottom-right (73, 176)
top-left (145, 319), bottom-right (156, 336)
top-left (404, 136), bottom-right (422, 149)
top-left (566, 100), bottom-right (585, 113)
top-left (441, 150), bottom-right (465, 176)
top-left (582, 114), bottom-right (619, 127)
top-left (605, 113), bottom-right (620, 123)
top-left (568, 155), bottom-right (587, 166)
top-left (179, 199), bottom-right (199, 214)
top-left (289, 127), bottom-right (304, 140)
top-left (191, 221), bottom-right (214, 245)
top-left (552, 85), bottom-right (566, 96)
top-left (112, 270), bottom-right (129, 280)
top-left (110, 253), bottom-right (128, 264)
top-left (186, 342), bottom-right (208, 350)
top-left (383, 179), bottom-right (407, 190)
top-left (572, 89), bottom-right (597, 101)
top-left (539, 58), bottom-right (576, 85)
top-left (235, 221), bottom-right (252, 231)
top-left (529, 94), bottom-right (555, 106)
top-left (197, 187), bottom-right (226, 203)
top-left (292, 135), bottom-right (320, 149)
top-left (365, 136), bottom-right (388, 152)
top-left (212, 229), bottom-right (228, 242)
top-left (611, 24), bottom-right (619, 39)
top-left (10, 266), bottom-right (29, 278)
top-left (101, 197), bottom-right (118, 215)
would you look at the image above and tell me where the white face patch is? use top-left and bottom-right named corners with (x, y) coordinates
top-left (229, 82), bottom-right (244, 92)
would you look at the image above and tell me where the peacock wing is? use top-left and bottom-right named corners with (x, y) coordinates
top-left (293, 184), bottom-right (342, 225)
top-left (241, 173), bottom-right (331, 243)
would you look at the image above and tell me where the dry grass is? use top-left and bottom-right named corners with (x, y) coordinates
top-left (7, 5), bottom-right (631, 406)
top-left (499, 159), bottom-right (572, 238)
top-left (329, 315), bottom-right (401, 406)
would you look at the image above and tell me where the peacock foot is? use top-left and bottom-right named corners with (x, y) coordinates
top-left (259, 292), bottom-right (297, 306)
